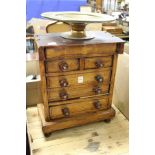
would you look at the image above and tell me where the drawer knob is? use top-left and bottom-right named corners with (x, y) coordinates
top-left (59, 79), bottom-right (68, 87)
top-left (59, 91), bottom-right (68, 100)
top-left (93, 101), bottom-right (101, 109)
top-left (95, 60), bottom-right (104, 68)
top-left (62, 107), bottom-right (70, 117)
top-left (93, 87), bottom-right (102, 94)
top-left (95, 75), bottom-right (104, 83)
top-left (59, 61), bottom-right (68, 71)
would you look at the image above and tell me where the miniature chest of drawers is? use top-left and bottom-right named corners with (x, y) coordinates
top-left (36, 31), bottom-right (124, 135)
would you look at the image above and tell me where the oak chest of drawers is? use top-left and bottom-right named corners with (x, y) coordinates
top-left (36, 31), bottom-right (124, 135)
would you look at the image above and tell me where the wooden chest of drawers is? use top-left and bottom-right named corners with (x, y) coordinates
top-left (36, 31), bottom-right (124, 135)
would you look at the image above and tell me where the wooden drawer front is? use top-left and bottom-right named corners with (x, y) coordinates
top-left (49, 97), bottom-right (109, 119)
top-left (85, 56), bottom-right (113, 69)
top-left (47, 84), bottom-right (109, 101)
top-left (45, 44), bottom-right (116, 59)
top-left (46, 69), bottom-right (111, 89)
top-left (45, 58), bottom-right (80, 73)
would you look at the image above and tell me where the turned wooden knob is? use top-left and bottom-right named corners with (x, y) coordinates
top-left (95, 75), bottom-right (104, 83)
top-left (59, 91), bottom-right (68, 100)
top-left (59, 61), bottom-right (68, 71)
top-left (59, 79), bottom-right (68, 87)
top-left (62, 107), bottom-right (70, 116)
top-left (93, 87), bottom-right (102, 94)
top-left (93, 101), bottom-right (101, 109)
top-left (95, 60), bottom-right (104, 68)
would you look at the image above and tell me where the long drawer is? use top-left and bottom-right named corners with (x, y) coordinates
top-left (49, 97), bottom-right (110, 119)
top-left (47, 84), bottom-right (110, 102)
top-left (46, 69), bottom-right (111, 89)
top-left (45, 43), bottom-right (116, 59)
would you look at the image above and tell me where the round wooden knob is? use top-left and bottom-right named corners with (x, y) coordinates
top-left (93, 87), bottom-right (102, 94)
top-left (95, 60), bottom-right (104, 68)
top-left (59, 91), bottom-right (68, 100)
top-left (59, 79), bottom-right (68, 87)
top-left (95, 75), bottom-right (104, 83)
top-left (93, 101), bottom-right (101, 109)
top-left (62, 107), bottom-right (70, 117)
top-left (59, 61), bottom-right (68, 71)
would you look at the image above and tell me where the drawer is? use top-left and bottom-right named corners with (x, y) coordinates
top-left (49, 97), bottom-right (110, 119)
top-left (46, 69), bottom-right (111, 89)
top-left (45, 43), bottom-right (117, 59)
top-left (45, 58), bottom-right (80, 73)
top-left (84, 56), bottom-right (113, 69)
top-left (47, 84), bottom-right (110, 101)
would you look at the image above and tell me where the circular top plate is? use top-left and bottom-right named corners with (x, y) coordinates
top-left (41, 12), bottom-right (116, 24)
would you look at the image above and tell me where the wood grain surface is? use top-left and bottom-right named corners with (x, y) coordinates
top-left (84, 56), bottom-right (113, 69)
top-left (46, 68), bottom-right (111, 89)
top-left (49, 97), bottom-right (110, 119)
top-left (35, 31), bottom-right (124, 48)
top-left (47, 84), bottom-right (110, 102)
top-left (45, 58), bottom-right (80, 73)
top-left (45, 44), bottom-right (116, 59)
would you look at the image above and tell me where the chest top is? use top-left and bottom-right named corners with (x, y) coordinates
top-left (36, 31), bottom-right (124, 47)
top-left (36, 31), bottom-right (125, 61)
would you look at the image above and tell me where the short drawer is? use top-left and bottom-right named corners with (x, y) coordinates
top-left (84, 56), bottom-right (113, 69)
top-left (46, 69), bottom-right (111, 89)
top-left (49, 97), bottom-right (110, 119)
top-left (47, 84), bottom-right (110, 102)
top-left (45, 58), bottom-right (80, 73)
